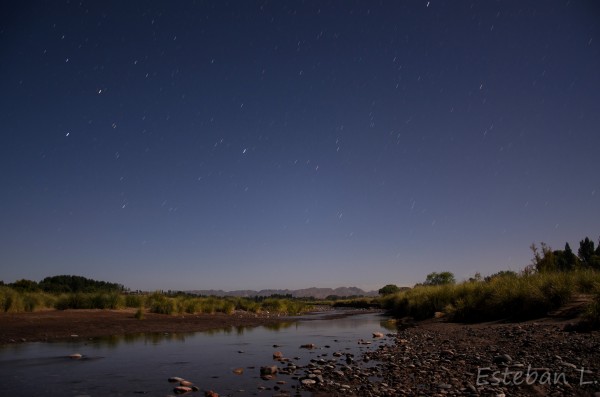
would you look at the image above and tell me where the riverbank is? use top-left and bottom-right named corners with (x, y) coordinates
top-left (302, 316), bottom-right (600, 397)
top-left (0, 308), bottom-right (290, 344)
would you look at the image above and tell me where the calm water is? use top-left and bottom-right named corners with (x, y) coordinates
top-left (0, 311), bottom-right (395, 396)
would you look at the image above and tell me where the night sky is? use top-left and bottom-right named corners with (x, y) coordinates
top-left (1, 1), bottom-right (599, 292)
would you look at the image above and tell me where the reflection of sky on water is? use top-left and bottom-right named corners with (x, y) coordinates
top-left (0, 312), bottom-right (391, 396)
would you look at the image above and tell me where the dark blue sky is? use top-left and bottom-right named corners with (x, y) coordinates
top-left (1, 1), bottom-right (599, 291)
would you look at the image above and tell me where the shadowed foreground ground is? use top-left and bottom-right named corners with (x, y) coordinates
top-left (2, 307), bottom-right (599, 396)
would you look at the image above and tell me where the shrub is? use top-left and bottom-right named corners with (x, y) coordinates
top-left (147, 292), bottom-right (175, 315)
top-left (235, 298), bottom-right (260, 313)
top-left (0, 287), bottom-right (24, 312)
top-left (124, 294), bottom-right (145, 308)
top-left (382, 270), bottom-right (600, 322)
top-left (54, 292), bottom-right (92, 310)
top-left (134, 307), bottom-right (144, 320)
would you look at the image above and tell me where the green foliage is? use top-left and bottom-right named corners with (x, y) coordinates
top-left (54, 292), bottom-right (123, 310)
top-left (146, 292), bottom-right (175, 314)
top-left (578, 237), bottom-right (600, 270)
top-left (234, 298), bottom-right (261, 313)
top-left (484, 270), bottom-right (517, 282)
top-left (381, 270), bottom-right (600, 322)
top-left (423, 271), bottom-right (455, 286)
top-left (378, 284), bottom-right (401, 296)
top-left (258, 298), bottom-right (310, 315)
top-left (332, 297), bottom-right (379, 309)
top-left (9, 279), bottom-right (40, 292)
top-left (0, 287), bottom-right (24, 312)
top-left (40, 275), bottom-right (124, 294)
top-left (124, 294), bottom-right (145, 308)
top-left (531, 236), bottom-right (600, 273)
top-left (134, 307), bottom-right (145, 320)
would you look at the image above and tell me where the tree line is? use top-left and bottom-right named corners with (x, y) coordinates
top-left (1, 275), bottom-right (125, 294)
top-left (378, 235), bottom-right (600, 296)
top-left (529, 236), bottom-right (600, 273)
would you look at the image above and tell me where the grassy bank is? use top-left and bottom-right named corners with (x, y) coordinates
top-left (0, 287), bottom-right (313, 316)
top-left (381, 270), bottom-right (600, 322)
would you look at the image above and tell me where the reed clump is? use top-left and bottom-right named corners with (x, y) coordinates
top-left (0, 287), bottom-right (56, 312)
top-left (381, 270), bottom-right (600, 322)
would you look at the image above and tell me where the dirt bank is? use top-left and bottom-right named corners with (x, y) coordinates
top-left (0, 309), bottom-right (287, 344)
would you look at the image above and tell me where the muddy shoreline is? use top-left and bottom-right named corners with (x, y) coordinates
top-left (0, 307), bottom-right (382, 345)
top-left (0, 308), bottom-right (291, 344)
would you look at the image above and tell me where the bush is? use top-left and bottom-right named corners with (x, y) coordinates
top-left (147, 292), bottom-right (175, 315)
top-left (134, 307), bottom-right (144, 320)
top-left (124, 294), bottom-right (145, 308)
top-left (0, 287), bottom-right (24, 312)
top-left (382, 270), bottom-right (600, 322)
top-left (235, 298), bottom-right (261, 313)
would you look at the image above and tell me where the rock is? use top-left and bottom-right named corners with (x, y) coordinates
top-left (372, 332), bottom-right (384, 338)
top-left (301, 379), bottom-right (317, 386)
top-left (232, 367), bottom-right (244, 375)
top-left (204, 391), bottom-right (219, 397)
top-left (168, 377), bottom-right (185, 383)
top-left (300, 343), bottom-right (316, 349)
top-left (260, 365), bottom-right (278, 375)
top-left (173, 386), bottom-right (192, 394)
top-left (68, 353), bottom-right (82, 359)
top-left (179, 380), bottom-right (193, 387)
top-left (493, 354), bottom-right (512, 364)
top-left (273, 351), bottom-right (284, 359)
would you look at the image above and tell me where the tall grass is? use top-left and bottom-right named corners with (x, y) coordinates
top-left (0, 287), bottom-right (56, 312)
top-left (382, 270), bottom-right (600, 322)
top-left (146, 292), bottom-right (176, 314)
top-left (54, 292), bottom-right (123, 310)
top-left (0, 287), bottom-right (312, 316)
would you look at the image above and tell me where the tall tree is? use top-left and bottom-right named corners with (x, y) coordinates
top-left (423, 272), bottom-right (455, 286)
top-left (378, 284), bottom-right (401, 296)
top-left (579, 237), bottom-right (596, 267)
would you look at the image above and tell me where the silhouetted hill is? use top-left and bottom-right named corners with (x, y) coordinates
top-left (187, 286), bottom-right (377, 299)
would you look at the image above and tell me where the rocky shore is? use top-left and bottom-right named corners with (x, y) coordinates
top-left (3, 308), bottom-right (599, 396)
top-left (159, 317), bottom-right (599, 397)
top-left (294, 319), bottom-right (600, 397)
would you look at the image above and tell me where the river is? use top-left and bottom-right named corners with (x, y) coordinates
top-left (0, 310), bottom-right (395, 396)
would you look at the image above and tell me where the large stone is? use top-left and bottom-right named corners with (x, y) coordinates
top-left (301, 379), bottom-right (316, 386)
top-left (493, 354), bottom-right (512, 364)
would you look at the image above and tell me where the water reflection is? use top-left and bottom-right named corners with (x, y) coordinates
top-left (380, 317), bottom-right (398, 331)
top-left (87, 319), bottom-right (301, 347)
top-left (0, 311), bottom-right (392, 397)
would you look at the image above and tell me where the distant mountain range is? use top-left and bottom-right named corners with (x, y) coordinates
top-left (186, 286), bottom-right (378, 299)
